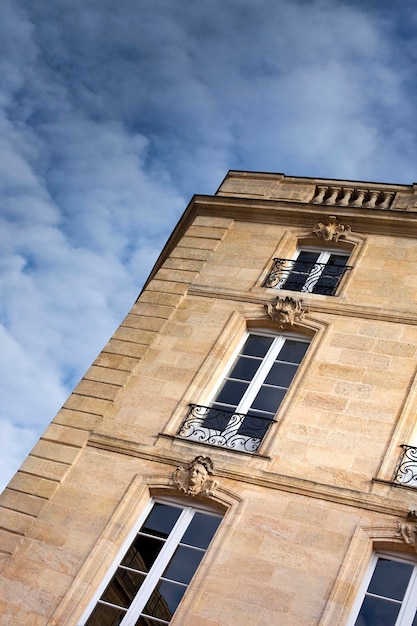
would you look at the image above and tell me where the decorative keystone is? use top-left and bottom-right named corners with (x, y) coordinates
top-left (265, 296), bottom-right (307, 328)
top-left (313, 215), bottom-right (351, 242)
top-left (173, 456), bottom-right (218, 497)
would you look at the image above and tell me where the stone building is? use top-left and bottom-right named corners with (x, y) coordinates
top-left (2, 170), bottom-right (417, 625)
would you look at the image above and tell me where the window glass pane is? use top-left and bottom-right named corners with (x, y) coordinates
top-left (327, 254), bottom-right (348, 267)
top-left (237, 415), bottom-right (271, 439)
top-left (264, 362), bottom-right (299, 387)
top-left (101, 569), bottom-right (146, 608)
top-left (215, 380), bottom-right (249, 407)
top-left (368, 558), bottom-right (413, 601)
top-left (278, 340), bottom-right (309, 364)
top-left (86, 602), bottom-right (127, 626)
top-left (163, 545), bottom-right (205, 584)
top-left (135, 617), bottom-right (169, 626)
top-left (412, 609), bottom-right (417, 626)
top-left (241, 335), bottom-right (274, 358)
top-left (121, 535), bottom-right (164, 572)
top-left (313, 255), bottom-right (348, 295)
top-left (228, 356), bottom-right (262, 382)
top-left (294, 251), bottom-right (321, 264)
top-left (141, 504), bottom-right (182, 539)
top-left (181, 512), bottom-right (221, 549)
top-left (250, 385), bottom-right (286, 414)
top-left (143, 580), bottom-right (186, 618)
top-left (202, 407), bottom-right (233, 431)
top-left (354, 596), bottom-right (401, 626)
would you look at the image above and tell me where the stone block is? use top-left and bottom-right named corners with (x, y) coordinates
top-left (31, 440), bottom-right (81, 465)
top-left (102, 339), bottom-right (150, 358)
top-left (83, 365), bottom-right (130, 387)
top-left (93, 352), bottom-right (141, 371)
top-left (63, 394), bottom-right (113, 416)
top-left (7, 472), bottom-right (58, 499)
top-left (19, 455), bottom-right (71, 483)
top-left (53, 408), bottom-right (101, 431)
top-left (0, 489), bottom-right (46, 517)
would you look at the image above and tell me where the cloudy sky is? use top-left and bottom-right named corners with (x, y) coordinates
top-left (1, 0), bottom-right (417, 490)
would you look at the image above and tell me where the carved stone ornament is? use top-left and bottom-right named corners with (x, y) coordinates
top-left (265, 296), bottom-right (307, 328)
top-left (312, 215), bottom-right (351, 242)
top-left (396, 511), bottom-right (417, 551)
top-left (173, 456), bottom-right (218, 497)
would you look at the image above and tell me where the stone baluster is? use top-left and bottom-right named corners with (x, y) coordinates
top-left (378, 191), bottom-right (395, 209)
top-left (313, 185), bottom-right (328, 204)
top-left (338, 188), bottom-right (354, 206)
top-left (364, 190), bottom-right (380, 208)
top-left (324, 187), bottom-right (341, 205)
top-left (351, 189), bottom-right (366, 207)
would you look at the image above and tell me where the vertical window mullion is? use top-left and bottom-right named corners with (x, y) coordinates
top-left (121, 507), bottom-right (195, 626)
top-left (236, 336), bottom-right (285, 413)
top-left (306, 250), bottom-right (330, 291)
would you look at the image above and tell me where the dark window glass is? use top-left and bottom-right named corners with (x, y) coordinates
top-left (237, 415), bottom-right (271, 439)
top-left (121, 535), bottom-right (164, 572)
top-left (143, 580), bottom-right (186, 619)
top-left (250, 385), bottom-right (286, 414)
top-left (368, 558), bottom-right (412, 601)
top-left (101, 569), bottom-right (146, 608)
top-left (355, 595), bottom-right (401, 626)
top-left (141, 504), bottom-right (182, 538)
top-left (228, 356), bottom-right (262, 382)
top-left (200, 407), bottom-right (233, 431)
top-left (278, 340), bottom-right (309, 364)
top-left (163, 545), bottom-right (205, 584)
top-left (87, 603), bottom-right (127, 626)
top-left (264, 362), bottom-right (299, 387)
top-left (135, 617), bottom-right (169, 626)
top-left (215, 380), bottom-right (249, 407)
top-left (241, 335), bottom-right (274, 357)
top-left (181, 513), bottom-right (221, 549)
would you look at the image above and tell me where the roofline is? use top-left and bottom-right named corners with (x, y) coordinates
top-left (216, 169), bottom-right (416, 192)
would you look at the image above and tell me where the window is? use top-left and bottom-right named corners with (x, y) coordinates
top-left (81, 500), bottom-right (222, 626)
top-left (348, 553), bottom-right (417, 626)
top-left (179, 332), bottom-right (309, 453)
top-left (264, 248), bottom-right (351, 295)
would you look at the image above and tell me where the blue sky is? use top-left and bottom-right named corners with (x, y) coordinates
top-left (1, 0), bottom-right (417, 490)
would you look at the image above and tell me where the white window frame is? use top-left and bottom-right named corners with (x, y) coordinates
top-left (210, 331), bottom-right (303, 415)
top-left (275, 247), bottom-right (350, 294)
top-left (78, 497), bottom-right (222, 626)
top-left (183, 330), bottom-right (309, 453)
top-left (347, 552), bottom-right (417, 626)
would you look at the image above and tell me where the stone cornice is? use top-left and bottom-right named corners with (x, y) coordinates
top-left (87, 433), bottom-right (417, 518)
top-left (188, 284), bottom-right (417, 326)
top-left (193, 195), bottom-right (417, 234)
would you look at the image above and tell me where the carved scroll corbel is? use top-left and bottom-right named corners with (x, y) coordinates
top-left (313, 215), bottom-right (351, 242)
top-left (265, 296), bottom-right (307, 328)
top-left (173, 456), bottom-right (218, 497)
top-left (395, 511), bottom-right (417, 551)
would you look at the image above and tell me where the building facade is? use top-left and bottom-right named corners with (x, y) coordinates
top-left (2, 171), bottom-right (417, 624)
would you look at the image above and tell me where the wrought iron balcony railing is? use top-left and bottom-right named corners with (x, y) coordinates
top-left (394, 445), bottom-right (417, 486)
top-left (263, 258), bottom-right (352, 296)
top-left (177, 404), bottom-right (276, 453)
